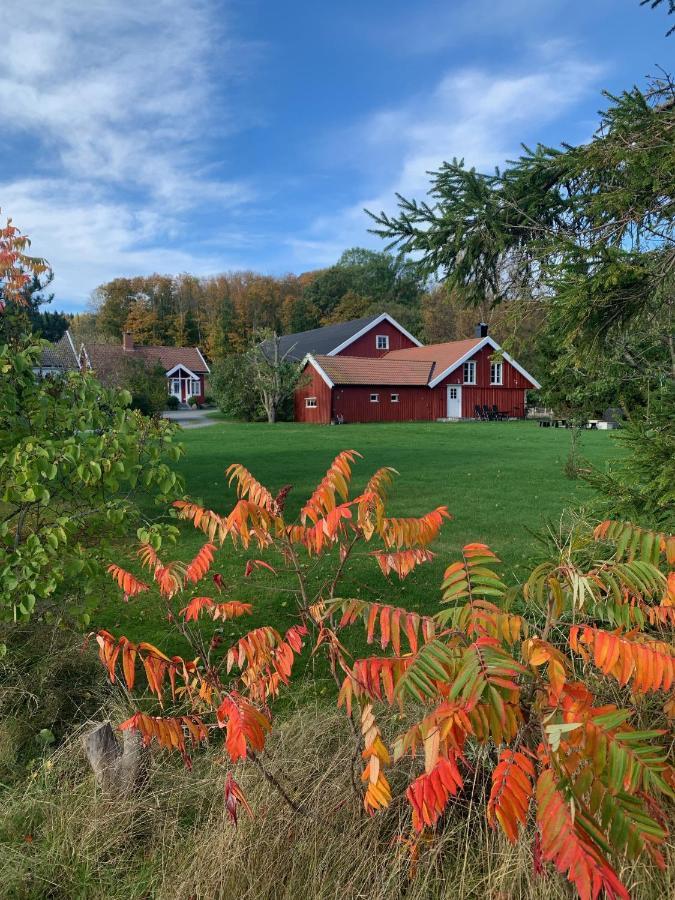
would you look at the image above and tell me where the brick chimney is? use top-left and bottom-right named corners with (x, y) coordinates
top-left (474, 322), bottom-right (488, 338)
top-left (122, 331), bottom-right (134, 352)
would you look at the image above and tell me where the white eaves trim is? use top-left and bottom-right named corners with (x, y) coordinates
top-left (326, 312), bottom-right (422, 356)
top-left (303, 354), bottom-right (335, 389)
top-left (196, 347), bottom-right (211, 373)
top-left (428, 336), bottom-right (541, 390)
top-left (166, 363), bottom-right (199, 379)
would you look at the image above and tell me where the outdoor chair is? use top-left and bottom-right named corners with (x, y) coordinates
top-left (492, 404), bottom-right (508, 421)
top-left (483, 404), bottom-right (496, 421)
top-left (474, 404), bottom-right (487, 420)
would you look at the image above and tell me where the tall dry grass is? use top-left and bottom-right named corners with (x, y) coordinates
top-left (0, 694), bottom-right (672, 900)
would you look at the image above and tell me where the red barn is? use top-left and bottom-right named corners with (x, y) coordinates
top-left (293, 318), bottom-right (540, 424)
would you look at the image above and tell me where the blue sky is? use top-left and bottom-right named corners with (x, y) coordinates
top-left (0, 0), bottom-right (671, 313)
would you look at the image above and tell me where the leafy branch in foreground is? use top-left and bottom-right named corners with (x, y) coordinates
top-left (95, 451), bottom-right (673, 898)
top-left (96, 451), bottom-right (450, 814)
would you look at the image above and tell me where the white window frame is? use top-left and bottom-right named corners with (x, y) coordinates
top-left (490, 362), bottom-right (503, 385)
top-left (370, 393), bottom-right (380, 403)
top-left (463, 361), bottom-right (476, 384)
top-left (390, 393), bottom-right (400, 403)
top-left (305, 397), bottom-right (317, 408)
top-left (376, 334), bottom-right (389, 350)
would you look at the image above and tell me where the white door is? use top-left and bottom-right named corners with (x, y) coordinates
top-left (447, 385), bottom-right (462, 418)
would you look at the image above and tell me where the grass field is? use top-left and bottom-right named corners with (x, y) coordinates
top-left (95, 420), bottom-right (621, 655)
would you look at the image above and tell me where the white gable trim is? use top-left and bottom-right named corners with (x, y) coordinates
top-left (166, 363), bottom-right (199, 379)
top-left (428, 336), bottom-right (541, 389)
top-left (326, 313), bottom-right (422, 357)
top-left (196, 347), bottom-right (211, 373)
top-left (303, 354), bottom-right (335, 389)
top-left (64, 330), bottom-right (81, 368)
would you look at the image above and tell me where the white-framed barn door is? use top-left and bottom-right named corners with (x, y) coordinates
top-left (447, 385), bottom-right (462, 418)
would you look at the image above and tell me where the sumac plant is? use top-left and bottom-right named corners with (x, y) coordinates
top-left (98, 452), bottom-right (674, 900)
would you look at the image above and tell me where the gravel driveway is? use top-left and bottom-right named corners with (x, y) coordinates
top-left (162, 408), bottom-right (219, 429)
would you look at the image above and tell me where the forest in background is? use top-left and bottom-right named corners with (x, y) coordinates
top-left (62, 246), bottom-right (546, 377)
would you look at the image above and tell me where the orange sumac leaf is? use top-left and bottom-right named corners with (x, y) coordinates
top-left (216, 693), bottom-right (271, 762)
top-left (487, 749), bottom-right (535, 842)
top-left (185, 542), bottom-right (217, 584)
top-left (406, 753), bottom-right (463, 831)
top-left (226, 463), bottom-right (277, 513)
top-left (173, 500), bottom-right (227, 543)
top-left (361, 703), bottom-right (391, 813)
top-left (569, 626), bottom-right (674, 693)
top-left (224, 771), bottom-right (254, 826)
top-left (379, 506), bottom-right (450, 549)
top-left (244, 558), bottom-right (277, 577)
top-left (536, 768), bottom-right (629, 900)
top-left (301, 450), bottom-right (362, 524)
top-left (372, 548), bottom-right (434, 579)
top-left (106, 564), bottom-right (149, 598)
top-left (119, 711), bottom-right (207, 767)
top-left (180, 597), bottom-right (253, 623)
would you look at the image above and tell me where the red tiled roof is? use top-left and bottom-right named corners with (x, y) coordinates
top-left (311, 355), bottom-right (433, 386)
top-left (84, 344), bottom-right (209, 374)
top-left (384, 338), bottom-right (482, 379)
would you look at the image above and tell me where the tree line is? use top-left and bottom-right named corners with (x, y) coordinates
top-left (71, 247), bottom-right (545, 373)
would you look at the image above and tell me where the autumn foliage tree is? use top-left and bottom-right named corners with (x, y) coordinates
top-left (0, 209), bottom-right (50, 310)
top-left (98, 452), bottom-right (674, 899)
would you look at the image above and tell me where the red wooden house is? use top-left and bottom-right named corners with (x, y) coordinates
top-left (292, 316), bottom-right (540, 424)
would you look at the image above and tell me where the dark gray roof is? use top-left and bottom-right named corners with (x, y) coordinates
top-left (38, 331), bottom-right (79, 371)
top-left (266, 314), bottom-right (383, 362)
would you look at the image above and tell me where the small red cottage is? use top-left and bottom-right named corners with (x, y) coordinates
top-left (293, 317), bottom-right (540, 424)
top-left (79, 332), bottom-right (210, 404)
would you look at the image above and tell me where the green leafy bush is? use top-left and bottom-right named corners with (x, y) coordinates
top-left (0, 339), bottom-right (183, 633)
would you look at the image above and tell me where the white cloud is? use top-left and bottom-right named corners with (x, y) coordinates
top-left (2, 179), bottom-right (245, 309)
top-left (289, 46), bottom-right (604, 269)
top-left (0, 0), bottom-right (255, 308)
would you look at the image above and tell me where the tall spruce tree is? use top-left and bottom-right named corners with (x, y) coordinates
top-left (369, 75), bottom-right (675, 522)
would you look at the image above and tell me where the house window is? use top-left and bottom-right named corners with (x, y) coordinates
top-left (490, 362), bottom-right (503, 385)
top-left (376, 335), bottom-right (389, 350)
top-left (370, 393), bottom-right (379, 403)
top-left (463, 361), bottom-right (476, 384)
top-left (390, 393), bottom-right (400, 403)
top-left (170, 378), bottom-right (180, 396)
top-left (305, 397), bottom-right (317, 408)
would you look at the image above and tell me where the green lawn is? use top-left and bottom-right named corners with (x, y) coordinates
top-left (95, 420), bottom-right (621, 655)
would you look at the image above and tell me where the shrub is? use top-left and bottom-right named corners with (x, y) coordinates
top-left (95, 452), bottom-right (674, 900)
top-left (187, 395), bottom-right (200, 408)
top-left (127, 361), bottom-right (168, 416)
top-left (0, 339), bottom-right (182, 633)
top-left (210, 354), bottom-right (261, 420)
top-left (0, 623), bottom-right (105, 784)
top-left (166, 394), bottom-right (179, 410)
